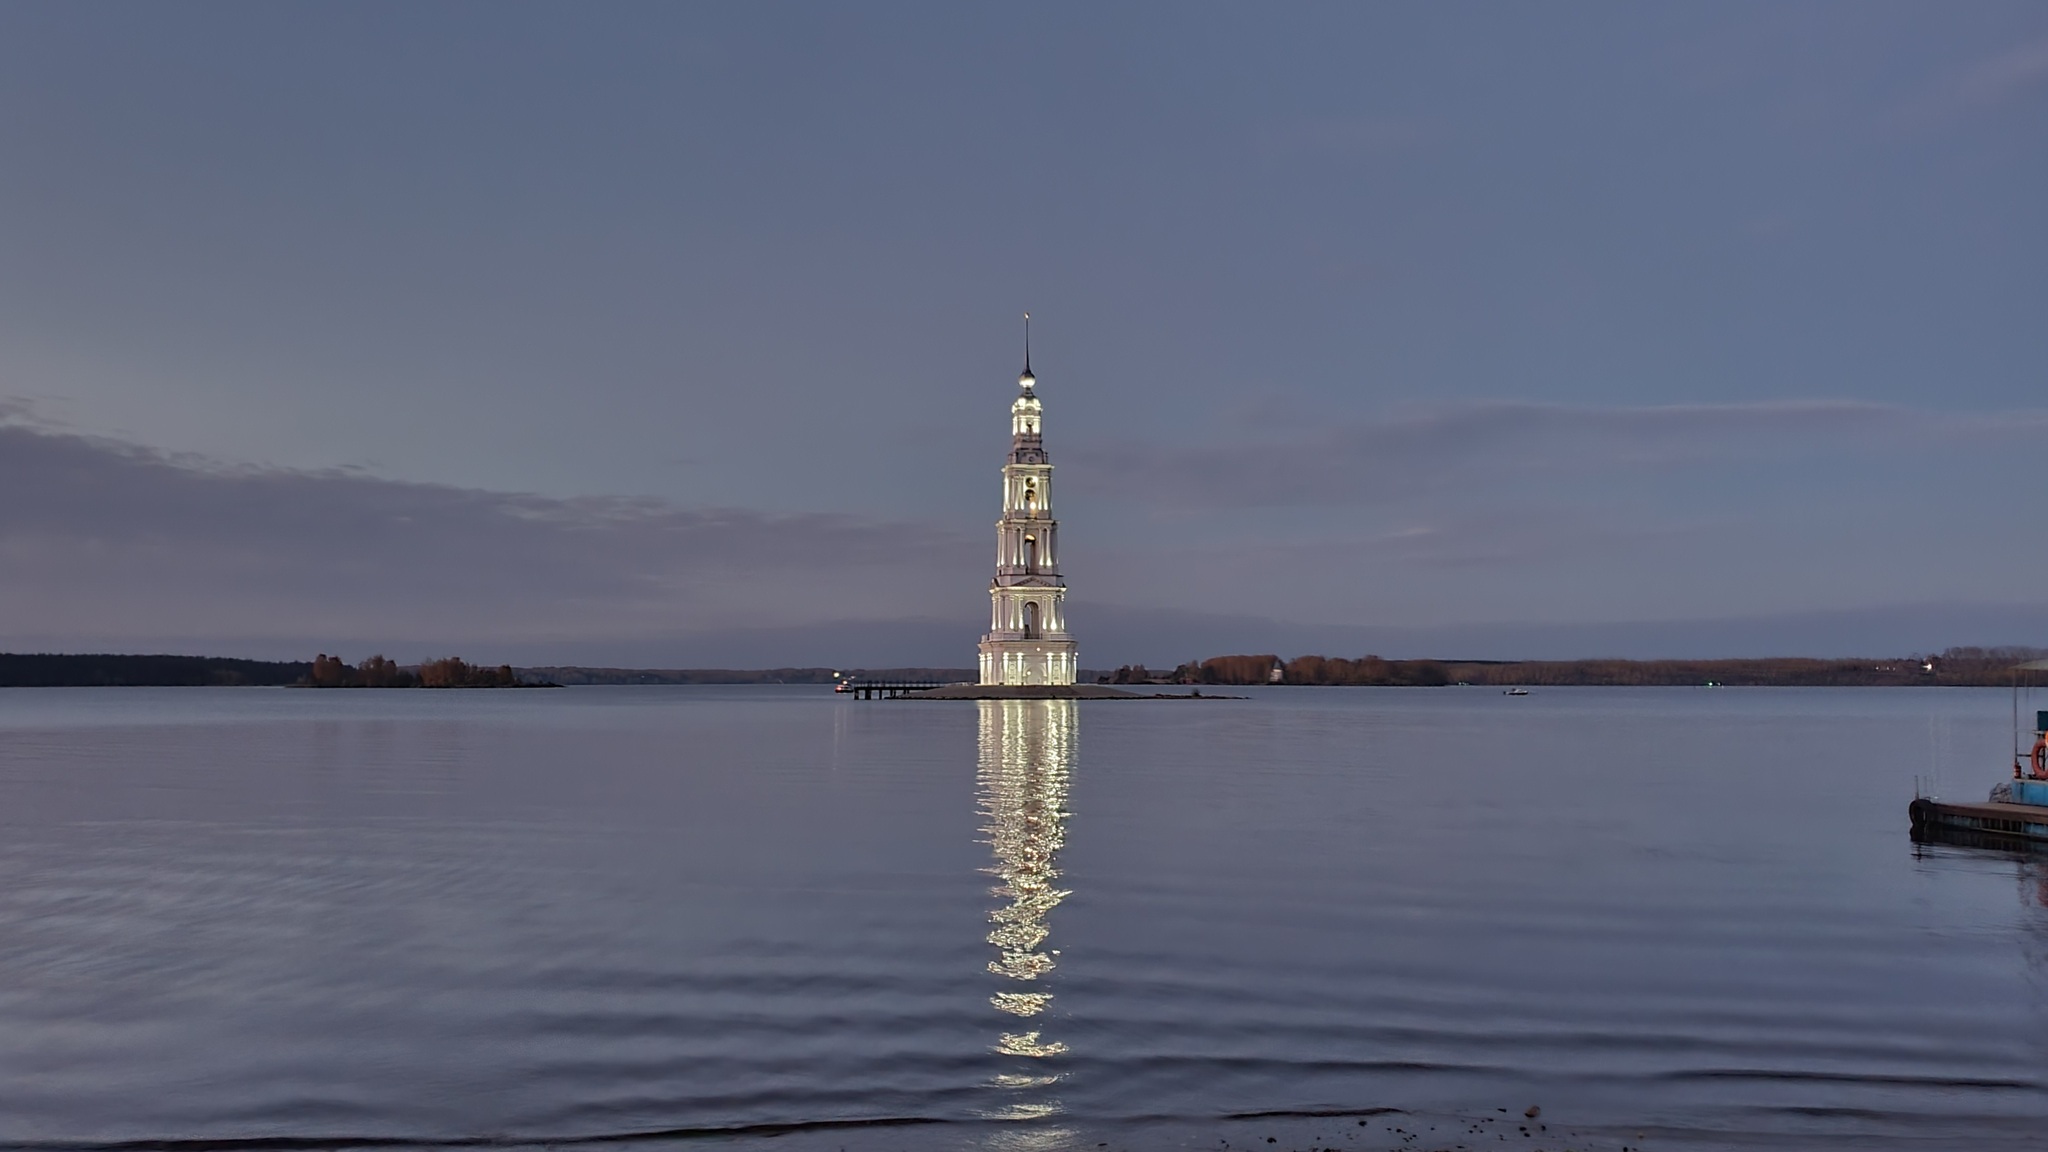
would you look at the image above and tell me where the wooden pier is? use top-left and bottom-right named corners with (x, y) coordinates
top-left (837, 679), bottom-right (946, 700)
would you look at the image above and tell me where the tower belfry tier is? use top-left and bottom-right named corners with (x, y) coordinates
top-left (978, 318), bottom-right (1078, 686)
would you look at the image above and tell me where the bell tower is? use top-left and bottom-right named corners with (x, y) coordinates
top-left (978, 315), bottom-right (1078, 686)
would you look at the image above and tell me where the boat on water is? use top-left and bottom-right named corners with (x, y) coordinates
top-left (1504, 688), bottom-right (1530, 696)
top-left (1909, 658), bottom-right (2048, 850)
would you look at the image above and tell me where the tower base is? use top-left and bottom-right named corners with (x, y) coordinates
top-left (978, 638), bottom-right (1078, 686)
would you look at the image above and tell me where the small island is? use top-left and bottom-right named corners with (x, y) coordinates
top-left (304, 654), bottom-right (554, 689)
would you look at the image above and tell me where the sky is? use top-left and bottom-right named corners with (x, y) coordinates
top-left (2, 1), bottom-right (2044, 666)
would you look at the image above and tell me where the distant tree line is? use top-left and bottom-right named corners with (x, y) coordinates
top-left (306, 654), bottom-right (528, 688)
top-left (1108, 647), bottom-right (2048, 688)
top-left (0, 653), bottom-right (309, 687)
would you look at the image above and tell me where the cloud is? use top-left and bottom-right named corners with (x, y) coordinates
top-left (1263, 114), bottom-right (1434, 160)
top-left (1068, 400), bottom-right (2048, 511)
top-left (5, 398), bottom-right (2043, 666)
top-left (0, 414), bottom-right (982, 654)
top-left (1892, 35), bottom-right (2048, 129)
top-left (1321, 510), bottom-right (1679, 571)
top-left (1077, 600), bottom-right (2048, 664)
top-left (1948, 36), bottom-right (2048, 108)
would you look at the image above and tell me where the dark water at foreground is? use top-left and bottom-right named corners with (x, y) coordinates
top-left (1, 686), bottom-right (2043, 1152)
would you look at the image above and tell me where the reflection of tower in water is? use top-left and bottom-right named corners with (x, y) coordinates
top-left (978, 699), bottom-right (1077, 1065)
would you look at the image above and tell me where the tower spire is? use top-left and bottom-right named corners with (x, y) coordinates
top-left (1020, 312), bottom-right (1034, 390)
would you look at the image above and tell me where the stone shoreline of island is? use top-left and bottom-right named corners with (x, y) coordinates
top-left (904, 684), bottom-right (1237, 700)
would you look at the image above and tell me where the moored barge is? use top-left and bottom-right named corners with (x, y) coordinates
top-left (1910, 660), bottom-right (2048, 850)
top-left (1909, 790), bottom-right (2048, 848)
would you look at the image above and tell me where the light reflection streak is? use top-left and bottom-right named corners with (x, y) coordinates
top-left (977, 698), bottom-right (1077, 1114)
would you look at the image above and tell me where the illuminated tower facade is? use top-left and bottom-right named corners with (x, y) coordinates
top-left (978, 320), bottom-right (1078, 686)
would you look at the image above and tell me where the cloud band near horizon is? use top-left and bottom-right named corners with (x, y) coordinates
top-left (3, 397), bottom-right (2044, 664)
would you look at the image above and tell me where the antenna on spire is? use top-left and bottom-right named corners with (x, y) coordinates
top-left (1023, 312), bottom-right (1032, 375)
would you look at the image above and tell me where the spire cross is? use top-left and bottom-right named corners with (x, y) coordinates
top-left (1023, 312), bottom-right (1032, 376)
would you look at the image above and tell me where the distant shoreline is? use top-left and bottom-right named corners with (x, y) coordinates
top-left (1, 650), bottom-right (2042, 689)
top-left (0, 653), bottom-right (560, 689)
top-left (1140, 647), bottom-right (2048, 689)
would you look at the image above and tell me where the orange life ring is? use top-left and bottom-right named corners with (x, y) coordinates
top-left (2032, 732), bottom-right (2048, 780)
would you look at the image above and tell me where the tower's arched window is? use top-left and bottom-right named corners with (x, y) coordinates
top-left (1024, 601), bottom-right (1039, 639)
top-left (1023, 535), bottom-right (1037, 573)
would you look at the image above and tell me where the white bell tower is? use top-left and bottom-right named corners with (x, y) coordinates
top-left (978, 315), bottom-right (1078, 686)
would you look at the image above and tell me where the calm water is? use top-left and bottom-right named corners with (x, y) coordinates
top-left (1, 686), bottom-right (2043, 1152)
